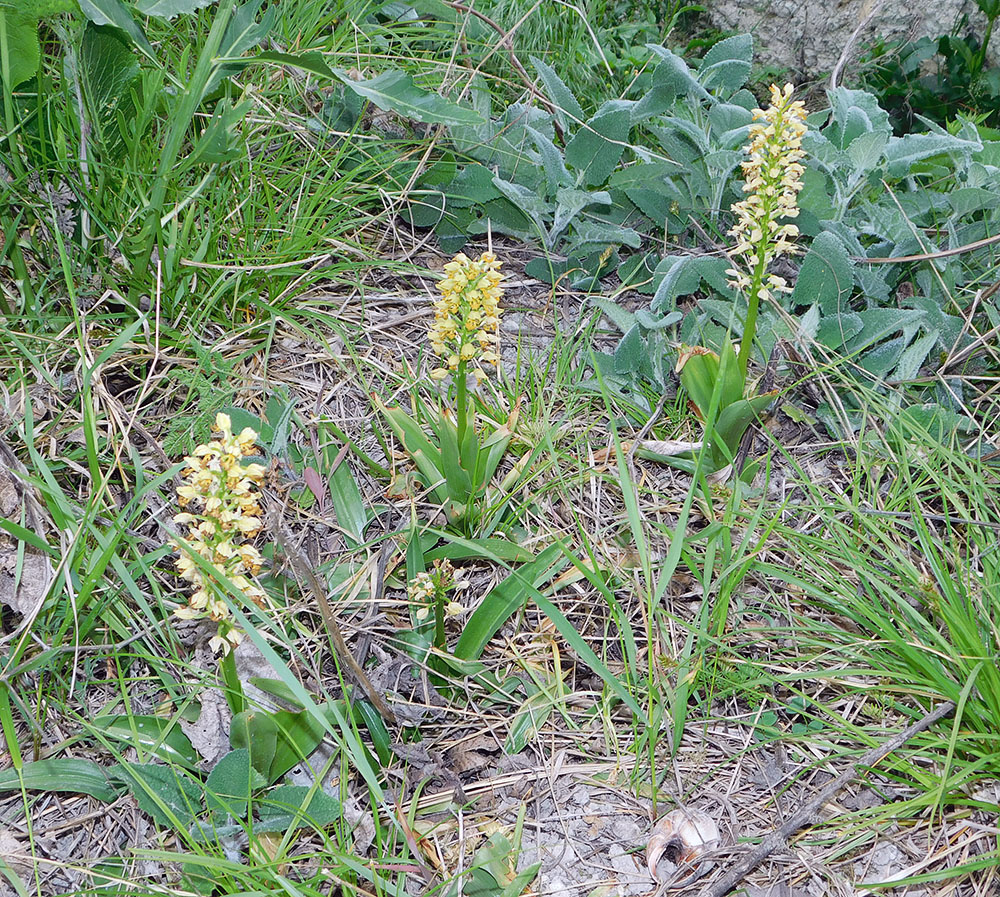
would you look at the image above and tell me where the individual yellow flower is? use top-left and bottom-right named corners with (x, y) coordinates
top-left (171, 412), bottom-right (268, 656)
top-left (428, 252), bottom-right (504, 381)
top-left (727, 83), bottom-right (808, 374)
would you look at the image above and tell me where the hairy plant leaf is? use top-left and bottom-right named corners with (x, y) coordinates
top-left (884, 130), bottom-right (982, 177)
top-left (334, 68), bottom-right (482, 127)
top-left (650, 255), bottom-right (730, 314)
top-left (825, 87), bottom-right (891, 149)
top-left (135, 0), bottom-right (215, 17)
top-left (564, 103), bottom-right (630, 188)
top-left (791, 230), bottom-right (855, 315)
top-left (530, 55), bottom-right (584, 132)
top-left (643, 44), bottom-right (709, 102)
top-left (697, 33), bottom-right (752, 94)
top-left (205, 749), bottom-right (267, 818)
top-left (255, 784), bottom-right (341, 833)
top-left (118, 762), bottom-right (201, 829)
top-left (78, 0), bottom-right (152, 53)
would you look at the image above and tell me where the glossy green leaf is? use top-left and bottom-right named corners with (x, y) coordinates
top-left (455, 544), bottom-right (567, 659)
top-left (0, 758), bottom-right (121, 803)
top-left (266, 708), bottom-right (326, 783)
top-left (92, 715), bottom-right (199, 769)
top-left (351, 700), bottom-right (392, 767)
top-left (678, 343), bottom-right (743, 420)
top-left (327, 453), bottom-right (369, 545)
top-left (504, 688), bottom-right (553, 753)
top-left (712, 392), bottom-right (776, 459)
top-left (426, 537), bottom-right (533, 564)
top-left (230, 710), bottom-right (278, 779)
top-left (205, 0), bottom-right (276, 95)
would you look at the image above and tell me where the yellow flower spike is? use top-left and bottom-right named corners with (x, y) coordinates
top-left (728, 82), bottom-right (808, 376)
top-left (171, 414), bottom-right (268, 654)
top-left (427, 251), bottom-right (504, 383)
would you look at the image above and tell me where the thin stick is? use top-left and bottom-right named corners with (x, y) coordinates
top-left (697, 700), bottom-right (956, 897)
top-left (270, 516), bottom-right (398, 726)
top-left (830, 0), bottom-right (888, 90)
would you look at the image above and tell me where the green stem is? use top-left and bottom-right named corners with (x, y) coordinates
top-left (737, 247), bottom-right (770, 379)
top-left (434, 596), bottom-right (446, 650)
top-left (973, 12), bottom-right (996, 79)
top-left (455, 359), bottom-right (469, 452)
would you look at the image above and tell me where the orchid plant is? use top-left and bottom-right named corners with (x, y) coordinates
top-left (677, 84), bottom-right (807, 474)
top-left (376, 252), bottom-right (521, 537)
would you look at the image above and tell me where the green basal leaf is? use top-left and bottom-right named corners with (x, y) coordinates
top-left (455, 544), bottom-right (567, 660)
top-left (204, 749), bottom-right (267, 819)
top-left (351, 700), bottom-right (392, 767)
top-left (327, 451), bottom-right (369, 546)
top-left (230, 710), bottom-right (278, 779)
top-left (266, 708), bottom-right (330, 783)
top-left (0, 759), bottom-right (121, 803)
top-left (425, 537), bottom-right (534, 564)
top-left (92, 715), bottom-right (199, 770)
top-left (255, 785), bottom-right (341, 834)
top-left (712, 392), bottom-right (776, 459)
top-left (678, 342), bottom-right (745, 420)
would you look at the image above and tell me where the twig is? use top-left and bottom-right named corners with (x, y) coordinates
top-left (858, 230), bottom-right (1000, 264)
top-left (269, 513), bottom-right (398, 726)
top-left (697, 700), bottom-right (956, 897)
top-left (830, 0), bottom-right (888, 90)
top-left (443, 0), bottom-right (557, 117)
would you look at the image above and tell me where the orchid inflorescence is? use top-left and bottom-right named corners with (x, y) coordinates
top-left (727, 82), bottom-right (808, 375)
top-left (407, 558), bottom-right (468, 623)
top-left (171, 412), bottom-right (268, 655)
top-left (429, 251), bottom-right (504, 383)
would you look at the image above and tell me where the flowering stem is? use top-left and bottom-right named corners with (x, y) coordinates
top-left (434, 594), bottom-right (447, 649)
top-left (738, 246), bottom-right (771, 378)
top-left (455, 359), bottom-right (469, 456)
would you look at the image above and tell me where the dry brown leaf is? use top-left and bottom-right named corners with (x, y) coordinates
top-left (0, 449), bottom-right (54, 622)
